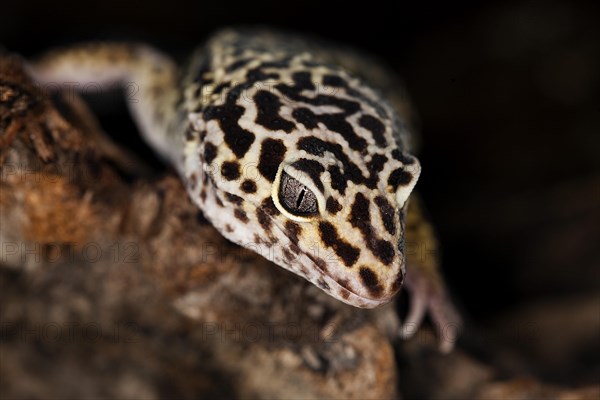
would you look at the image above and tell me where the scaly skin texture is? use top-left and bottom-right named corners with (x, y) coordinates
top-left (30, 28), bottom-right (461, 349)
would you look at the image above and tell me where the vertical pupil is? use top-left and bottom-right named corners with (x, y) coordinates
top-left (296, 188), bottom-right (305, 208)
top-left (278, 171), bottom-right (318, 216)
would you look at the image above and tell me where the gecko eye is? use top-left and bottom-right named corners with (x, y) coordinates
top-left (278, 171), bottom-right (318, 217)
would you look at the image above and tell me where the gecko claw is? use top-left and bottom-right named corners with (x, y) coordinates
top-left (399, 284), bottom-right (428, 339)
top-left (429, 291), bottom-right (462, 353)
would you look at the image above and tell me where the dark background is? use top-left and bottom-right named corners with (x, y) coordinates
top-left (3, 0), bottom-right (599, 383)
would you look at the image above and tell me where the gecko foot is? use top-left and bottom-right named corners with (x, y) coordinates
top-left (399, 267), bottom-right (462, 353)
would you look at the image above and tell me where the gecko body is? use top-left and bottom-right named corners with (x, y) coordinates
top-left (31, 28), bottom-right (460, 347)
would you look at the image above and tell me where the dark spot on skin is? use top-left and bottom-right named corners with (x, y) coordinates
top-left (317, 278), bottom-right (330, 291)
top-left (254, 90), bottom-right (295, 132)
top-left (208, 174), bottom-right (217, 187)
top-left (193, 86), bottom-right (202, 99)
top-left (374, 196), bottom-right (396, 235)
top-left (327, 166), bottom-right (348, 194)
top-left (185, 125), bottom-right (196, 141)
top-left (349, 193), bottom-right (395, 265)
top-left (189, 173), bottom-right (198, 190)
top-left (256, 207), bottom-right (272, 232)
top-left (255, 233), bottom-right (274, 247)
top-left (267, 234), bottom-right (278, 245)
top-left (292, 107), bottom-right (318, 129)
top-left (318, 221), bottom-right (360, 267)
top-left (245, 67), bottom-right (279, 82)
top-left (291, 71), bottom-right (315, 91)
top-left (326, 197), bottom-right (342, 215)
top-left (349, 193), bottom-right (370, 223)
top-left (391, 269), bottom-right (404, 293)
top-left (322, 74), bottom-right (347, 87)
top-left (198, 130), bottom-right (207, 142)
top-left (285, 221), bottom-right (302, 245)
top-left (375, 240), bottom-right (395, 265)
top-left (290, 159), bottom-right (325, 193)
top-left (289, 243), bottom-right (301, 255)
top-left (307, 253), bottom-right (328, 273)
top-left (359, 114), bottom-right (387, 147)
top-left (261, 197), bottom-right (281, 216)
top-left (221, 161), bottom-right (241, 181)
top-left (283, 248), bottom-right (295, 262)
top-left (339, 289), bottom-right (350, 300)
top-left (203, 103), bottom-right (255, 158)
top-left (315, 113), bottom-right (367, 152)
top-left (234, 209), bottom-right (249, 223)
top-left (203, 142), bottom-right (218, 164)
top-left (225, 224), bottom-right (234, 233)
top-left (226, 57), bottom-right (252, 72)
top-left (359, 267), bottom-right (384, 298)
top-left (258, 138), bottom-right (286, 182)
top-left (215, 195), bottom-right (224, 207)
top-left (241, 179), bottom-right (257, 193)
top-left (200, 189), bottom-right (207, 201)
top-left (391, 149), bottom-right (415, 165)
top-left (388, 169), bottom-right (413, 191)
top-left (337, 278), bottom-right (350, 291)
top-left (367, 154), bottom-right (388, 175)
top-left (299, 264), bottom-right (309, 276)
top-left (315, 258), bottom-right (328, 272)
top-left (212, 81), bottom-right (231, 95)
top-left (225, 193), bottom-right (243, 205)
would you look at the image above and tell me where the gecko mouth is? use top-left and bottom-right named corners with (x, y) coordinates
top-left (259, 204), bottom-right (400, 308)
top-left (305, 250), bottom-right (399, 306)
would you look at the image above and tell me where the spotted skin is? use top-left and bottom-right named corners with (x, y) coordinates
top-left (179, 30), bottom-right (421, 308)
top-left (30, 28), bottom-right (460, 348)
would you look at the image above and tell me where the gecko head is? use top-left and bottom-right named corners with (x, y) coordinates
top-left (264, 148), bottom-right (421, 308)
top-left (186, 58), bottom-right (421, 308)
top-left (190, 131), bottom-right (420, 309)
